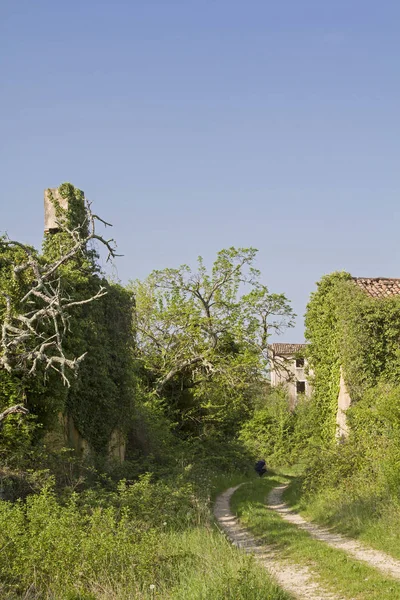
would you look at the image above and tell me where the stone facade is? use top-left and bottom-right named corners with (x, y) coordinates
top-left (44, 188), bottom-right (69, 232)
top-left (336, 368), bottom-right (352, 438)
top-left (269, 343), bottom-right (311, 409)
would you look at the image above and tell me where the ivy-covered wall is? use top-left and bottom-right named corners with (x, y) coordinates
top-left (305, 272), bottom-right (400, 444)
top-left (0, 183), bottom-right (135, 460)
top-left (64, 281), bottom-right (134, 455)
top-left (42, 184), bottom-right (135, 456)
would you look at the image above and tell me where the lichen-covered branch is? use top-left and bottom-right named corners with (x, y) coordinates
top-left (0, 198), bottom-right (116, 386)
top-left (0, 404), bottom-right (29, 430)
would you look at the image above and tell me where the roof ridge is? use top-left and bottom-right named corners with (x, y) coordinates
top-left (269, 343), bottom-right (307, 346)
top-left (269, 342), bottom-right (307, 354)
top-left (353, 277), bottom-right (400, 281)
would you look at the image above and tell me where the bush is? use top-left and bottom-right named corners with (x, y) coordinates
top-left (0, 466), bottom-right (288, 600)
top-left (291, 383), bottom-right (400, 552)
top-left (239, 388), bottom-right (298, 466)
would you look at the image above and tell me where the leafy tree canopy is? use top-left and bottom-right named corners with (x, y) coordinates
top-left (131, 247), bottom-right (294, 436)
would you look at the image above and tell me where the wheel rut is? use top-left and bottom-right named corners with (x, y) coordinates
top-left (268, 484), bottom-right (400, 581)
top-left (214, 485), bottom-right (345, 600)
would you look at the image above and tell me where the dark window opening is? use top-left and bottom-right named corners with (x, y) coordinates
top-left (295, 358), bottom-right (305, 368)
top-left (296, 381), bottom-right (306, 394)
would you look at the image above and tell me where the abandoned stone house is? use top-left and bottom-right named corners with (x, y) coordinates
top-left (269, 343), bottom-right (311, 408)
top-left (336, 277), bottom-right (400, 437)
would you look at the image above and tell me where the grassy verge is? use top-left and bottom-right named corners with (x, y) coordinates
top-left (231, 475), bottom-right (400, 600)
top-left (284, 474), bottom-right (400, 562)
top-left (166, 527), bottom-right (293, 600)
top-left (48, 527), bottom-right (294, 600)
top-left (0, 473), bottom-right (291, 600)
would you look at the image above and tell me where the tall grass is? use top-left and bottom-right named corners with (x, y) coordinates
top-left (230, 477), bottom-right (400, 600)
top-left (0, 473), bottom-right (291, 600)
top-left (283, 384), bottom-right (400, 560)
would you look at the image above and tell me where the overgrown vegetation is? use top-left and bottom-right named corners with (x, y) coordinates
top-left (286, 382), bottom-right (400, 560)
top-left (235, 270), bottom-right (400, 566)
top-left (1, 473), bottom-right (294, 600)
top-left (274, 272), bottom-right (400, 561)
top-left (6, 185), bottom-right (400, 597)
top-left (231, 476), bottom-right (400, 599)
top-left (131, 247), bottom-right (294, 438)
top-left (239, 388), bottom-right (313, 467)
top-left (0, 183), bottom-right (295, 598)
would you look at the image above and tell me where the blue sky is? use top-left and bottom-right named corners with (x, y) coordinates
top-left (2, 1), bottom-right (400, 341)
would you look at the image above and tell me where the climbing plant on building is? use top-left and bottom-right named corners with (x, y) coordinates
top-left (0, 183), bottom-right (134, 456)
top-left (305, 271), bottom-right (400, 444)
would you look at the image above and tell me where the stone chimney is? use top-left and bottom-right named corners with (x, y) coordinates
top-left (44, 188), bottom-right (69, 233)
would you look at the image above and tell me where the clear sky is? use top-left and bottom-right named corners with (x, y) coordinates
top-left (2, 1), bottom-right (400, 341)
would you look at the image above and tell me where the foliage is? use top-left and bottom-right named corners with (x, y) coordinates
top-left (0, 472), bottom-right (288, 600)
top-left (304, 271), bottom-right (352, 443)
top-left (239, 388), bottom-right (294, 465)
top-left (0, 186), bottom-right (115, 383)
top-left (305, 271), bottom-right (400, 445)
top-left (283, 382), bottom-right (400, 564)
top-left (64, 280), bottom-right (135, 454)
top-left (0, 182), bottom-right (134, 459)
top-left (0, 184), bottom-right (299, 599)
top-left (239, 386), bottom-right (316, 467)
top-left (231, 476), bottom-right (400, 599)
top-left (292, 272), bottom-right (400, 545)
top-left (131, 247), bottom-right (294, 437)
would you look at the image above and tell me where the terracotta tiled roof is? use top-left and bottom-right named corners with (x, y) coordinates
top-left (353, 278), bottom-right (400, 299)
top-left (270, 343), bottom-right (307, 356)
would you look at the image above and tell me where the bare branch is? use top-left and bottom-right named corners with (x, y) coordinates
top-left (0, 405), bottom-right (29, 430)
top-left (0, 195), bottom-right (116, 385)
top-left (156, 356), bottom-right (206, 393)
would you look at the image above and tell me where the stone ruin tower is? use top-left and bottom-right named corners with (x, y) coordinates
top-left (44, 188), bottom-right (67, 233)
top-left (44, 187), bottom-right (85, 234)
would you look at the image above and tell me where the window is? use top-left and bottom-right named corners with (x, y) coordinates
top-left (295, 357), bottom-right (305, 368)
top-left (296, 381), bottom-right (306, 394)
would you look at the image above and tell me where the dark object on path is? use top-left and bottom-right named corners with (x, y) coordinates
top-left (255, 459), bottom-right (267, 477)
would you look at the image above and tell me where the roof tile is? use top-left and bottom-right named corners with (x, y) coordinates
top-left (353, 278), bottom-right (400, 299)
top-left (270, 343), bottom-right (307, 355)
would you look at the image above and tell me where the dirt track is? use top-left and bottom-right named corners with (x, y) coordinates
top-left (214, 482), bottom-right (400, 599)
top-left (268, 484), bottom-right (400, 580)
top-left (214, 484), bottom-right (344, 600)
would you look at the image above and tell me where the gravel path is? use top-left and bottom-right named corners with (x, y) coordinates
top-left (268, 484), bottom-right (400, 581)
top-left (214, 485), bottom-right (345, 600)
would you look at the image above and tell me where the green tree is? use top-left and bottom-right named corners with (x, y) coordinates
top-left (131, 247), bottom-right (294, 436)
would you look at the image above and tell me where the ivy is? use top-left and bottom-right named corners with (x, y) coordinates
top-left (40, 184), bottom-right (135, 455)
top-left (305, 271), bottom-right (400, 445)
top-left (64, 281), bottom-right (134, 454)
top-left (304, 272), bottom-right (351, 443)
top-left (1, 184), bottom-right (135, 459)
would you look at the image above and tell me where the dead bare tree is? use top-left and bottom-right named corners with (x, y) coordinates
top-left (0, 197), bottom-right (118, 423)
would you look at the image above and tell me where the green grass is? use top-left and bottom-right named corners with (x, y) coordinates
top-left (284, 474), bottom-right (400, 562)
top-left (46, 527), bottom-right (294, 600)
top-left (281, 474), bottom-right (303, 511)
top-left (209, 471), bottom-right (255, 501)
top-left (231, 475), bottom-right (400, 600)
top-left (166, 527), bottom-right (293, 600)
top-left (0, 474), bottom-right (292, 600)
